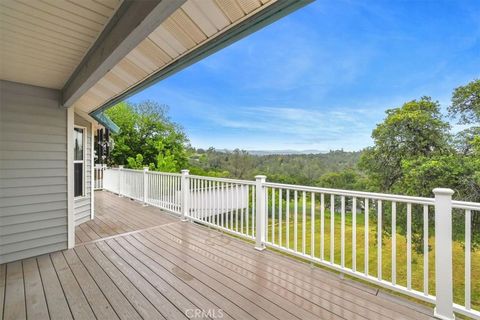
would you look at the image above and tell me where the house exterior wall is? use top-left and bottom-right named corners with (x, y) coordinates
top-left (0, 80), bottom-right (69, 263)
top-left (74, 114), bottom-right (93, 226)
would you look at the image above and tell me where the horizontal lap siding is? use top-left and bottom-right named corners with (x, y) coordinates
top-left (74, 114), bottom-right (92, 226)
top-left (0, 80), bottom-right (68, 264)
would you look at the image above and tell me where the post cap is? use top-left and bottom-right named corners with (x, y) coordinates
top-left (143, 167), bottom-right (149, 171)
top-left (181, 169), bottom-right (190, 174)
top-left (119, 165), bottom-right (124, 169)
top-left (255, 175), bottom-right (267, 180)
top-left (433, 188), bottom-right (454, 196)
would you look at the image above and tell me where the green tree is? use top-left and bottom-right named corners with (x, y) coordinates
top-left (105, 101), bottom-right (189, 172)
top-left (448, 79), bottom-right (480, 124)
top-left (359, 97), bottom-right (451, 192)
top-left (317, 170), bottom-right (367, 190)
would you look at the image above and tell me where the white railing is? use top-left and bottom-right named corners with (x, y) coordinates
top-left (100, 167), bottom-right (479, 320)
top-left (93, 164), bottom-right (107, 190)
top-left (187, 174), bottom-right (257, 240)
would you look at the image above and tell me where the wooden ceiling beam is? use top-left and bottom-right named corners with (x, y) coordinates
top-left (61, 0), bottom-right (186, 108)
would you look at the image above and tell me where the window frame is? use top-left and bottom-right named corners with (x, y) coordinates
top-left (74, 125), bottom-right (86, 199)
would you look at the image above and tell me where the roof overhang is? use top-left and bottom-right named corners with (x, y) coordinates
top-left (1, 0), bottom-right (313, 121)
top-left (90, 0), bottom-right (313, 119)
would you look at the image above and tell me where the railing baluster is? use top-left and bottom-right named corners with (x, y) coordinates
top-left (279, 189), bottom-right (283, 246)
top-left (465, 209), bottom-right (471, 310)
top-left (423, 204), bottom-right (429, 296)
top-left (252, 183), bottom-right (256, 237)
top-left (265, 187), bottom-right (269, 242)
top-left (241, 185), bottom-right (244, 233)
top-left (331, 194), bottom-right (335, 264)
top-left (407, 203), bottom-right (412, 290)
top-left (294, 190), bottom-right (298, 252)
top-left (377, 199), bottom-right (382, 280)
top-left (365, 198), bottom-right (369, 276)
top-left (203, 179), bottom-right (207, 221)
top-left (311, 192), bottom-right (315, 258)
top-left (272, 188), bottom-right (276, 244)
top-left (341, 195), bottom-right (345, 268)
top-left (352, 197), bottom-right (357, 272)
top-left (221, 182), bottom-right (225, 227)
top-left (321, 193), bottom-right (325, 261)
top-left (236, 184), bottom-right (239, 232)
top-left (286, 190), bottom-right (290, 249)
top-left (246, 185), bottom-right (249, 235)
top-left (302, 191), bottom-right (306, 254)
top-left (392, 201), bottom-right (396, 286)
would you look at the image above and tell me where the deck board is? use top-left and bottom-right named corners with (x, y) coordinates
top-left (23, 258), bottom-right (49, 320)
top-left (74, 191), bottom-right (177, 244)
top-left (4, 261), bottom-right (26, 320)
top-left (1, 191), bottom-right (437, 320)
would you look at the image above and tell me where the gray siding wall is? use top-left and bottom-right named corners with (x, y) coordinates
top-left (74, 114), bottom-right (92, 225)
top-left (0, 80), bottom-right (68, 264)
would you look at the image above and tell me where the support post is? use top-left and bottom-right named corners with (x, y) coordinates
top-left (433, 188), bottom-right (455, 320)
top-left (143, 167), bottom-right (149, 206)
top-left (181, 169), bottom-right (190, 221)
top-left (255, 175), bottom-right (267, 251)
top-left (118, 165), bottom-right (124, 197)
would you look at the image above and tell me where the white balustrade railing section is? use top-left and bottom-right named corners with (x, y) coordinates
top-left (93, 164), bottom-right (107, 190)
top-left (146, 170), bottom-right (182, 214)
top-left (99, 167), bottom-right (479, 320)
top-left (187, 174), bottom-right (256, 240)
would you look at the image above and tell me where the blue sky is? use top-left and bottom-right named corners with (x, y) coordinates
top-left (128, 0), bottom-right (480, 151)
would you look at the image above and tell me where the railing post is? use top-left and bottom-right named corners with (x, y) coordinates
top-left (118, 165), bottom-right (124, 197)
top-left (143, 167), bottom-right (149, 206)
top-left (433, 188), bottom-right (455, 320)
top-left (181, 169), bottom-right (190, 221)
top-left (255, 175), bottom-right (267, 251)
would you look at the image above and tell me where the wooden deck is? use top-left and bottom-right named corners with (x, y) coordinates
top-left (1, 191), bottom-right (436, 320)
top-left (75, 191), bottom-right (177, 244)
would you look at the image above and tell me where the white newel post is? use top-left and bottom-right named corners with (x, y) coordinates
top-left (118, 165), bottom-right (124, 196)
top-left (181, 169), bottom-right (190, 221)
top-left (143, 167), bottom-right (149, 206)
top-left (255, 175), bottom-right (267, 251)
top-left (433, 188), bottom-right (455, 320)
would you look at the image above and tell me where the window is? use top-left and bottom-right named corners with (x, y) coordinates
top-left (74, 127), bottom-right (85, 197)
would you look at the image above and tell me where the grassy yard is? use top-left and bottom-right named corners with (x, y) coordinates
top-left (217, 202), bottom-right (480, 312)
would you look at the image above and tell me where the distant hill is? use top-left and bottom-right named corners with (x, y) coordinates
top-left (246, 149), bottom-right (328, 156)
top-left (213, 149), bottom-right (329, 155)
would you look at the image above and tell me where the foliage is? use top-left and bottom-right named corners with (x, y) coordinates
top-left (105, 101), bottom-right (189, 172)
top-left (359, 97), bottom-right (451, 192)
top-left (189, 148), bottom-right (362, 185)
top-left (448, 79), bottom-right (480, 124)
top-left (316, 170), bottom-right (368, 190)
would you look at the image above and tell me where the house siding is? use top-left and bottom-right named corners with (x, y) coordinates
top-left (0, 80), bottom-right (68, 264)
top-left (74, 114), bottom-right (92, 225)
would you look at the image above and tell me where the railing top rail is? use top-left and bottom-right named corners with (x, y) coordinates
top-left (146, 171), bottom-right (182, 177)
top-left (264, 181), bottom-right (436, 205)
top-left (188, 174), bottom-right (256, 185)
top-left (120, 168), bottom-right (145, 173)
top-left (452, 200), bottom-right (480, 211)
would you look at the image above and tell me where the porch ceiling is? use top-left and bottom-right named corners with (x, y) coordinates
top-left (0, 0), bottom-right (122, 89)
top-left (73, 0), bottom-right (278, 114)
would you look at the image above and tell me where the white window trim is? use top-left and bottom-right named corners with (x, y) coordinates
top-left (74, 125), bottom-right (87, 199)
